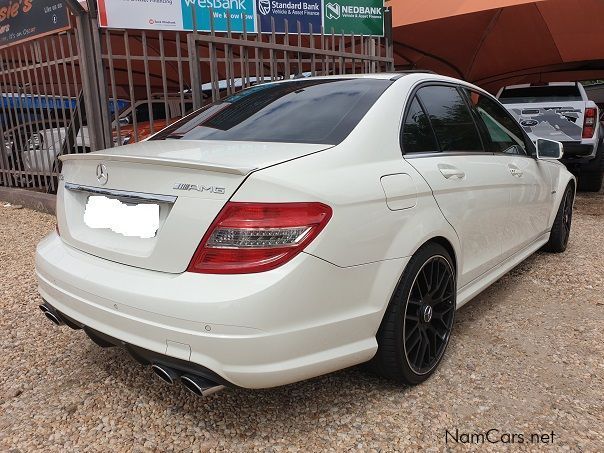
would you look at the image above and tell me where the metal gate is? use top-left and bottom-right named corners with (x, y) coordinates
top-left (0, 28), bottom-right (83, 192)
top-left (0, 0), bottom-right (394, 194)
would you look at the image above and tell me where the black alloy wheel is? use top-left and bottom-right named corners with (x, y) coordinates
top-left (371, 242), bottom-right (456, 385)
top-left (560, 188), bottom-right (573, 248)
top-left (543, 184), bottom-right (574, 253)
top-left (403, 255), bottom-right (455, 375)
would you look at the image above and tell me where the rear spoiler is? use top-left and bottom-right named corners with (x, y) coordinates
top-left (59, 153), bottom-right (256, 176)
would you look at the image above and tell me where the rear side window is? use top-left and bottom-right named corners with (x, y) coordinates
top-left (401, 97), bottom-right (438, 153)
top-left (417, 86), bottom-right (483, 152)
top-left (151, 79), bottom-right (391, 145)
top-left (464, 89), bottom-right (529, 155)
top-left (499, 85), bottom-right (582, 104)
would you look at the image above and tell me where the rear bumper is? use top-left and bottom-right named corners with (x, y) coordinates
top-left (36, 233), bottom-right (406, 388)
top-left (561, 142), bottom-right (594, 157)
top-left (561, 137), bottom-right (603, 167)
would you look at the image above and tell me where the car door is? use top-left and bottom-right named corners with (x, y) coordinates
top-left (463, 88), bottom-right (553, 258)
top-left (402, 84), bottom-right (510, 288)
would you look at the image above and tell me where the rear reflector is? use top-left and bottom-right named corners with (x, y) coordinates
top-left (187, 202), bottom-right (332, 274)
top-left (583, 107), bottom-right (597, 138)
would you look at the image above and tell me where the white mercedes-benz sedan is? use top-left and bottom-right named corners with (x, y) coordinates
top-left (36, 73), bottom-right (575, 396)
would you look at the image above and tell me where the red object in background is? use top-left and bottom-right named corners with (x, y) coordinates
top-left (113, 118), bottom-right (171, 144)
top-left (97, 0), bottom-right (108, 27)
top-left (582, 107), bottom-right (597, 138)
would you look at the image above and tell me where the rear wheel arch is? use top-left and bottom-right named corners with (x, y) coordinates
top-left (370, 240), bottom-right (457, 384)
top-left (377, 235), bottom-right (458, 334)
top-left (405, 235), bottom-right (459, 283)
top-left (427, 236), bottom-right (458, 276)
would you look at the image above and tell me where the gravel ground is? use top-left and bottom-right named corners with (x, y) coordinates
top-left (0, 189), bottom-right (603, 452)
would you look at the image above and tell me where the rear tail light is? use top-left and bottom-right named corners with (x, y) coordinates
top-left (582, 107), bottom-right (597, 138)
top-left (187, 202), bottom-right (332, 274)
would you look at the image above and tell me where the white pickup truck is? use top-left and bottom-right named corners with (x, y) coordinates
top-left (497, 82), bottom-right (603, 191)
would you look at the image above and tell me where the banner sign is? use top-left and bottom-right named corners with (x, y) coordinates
top-left (98, 0), bottom-right (185, 31)
top-left (324, 0), bottom-right (383, 36)
top-left (98, 0), bottom-right (383, 36)
top-left (0, 0), bottom-right (71, 49)
top-left (256, 0), bottom-right (322, 34)
top-left (181, 0), bottom-right (256, 33)
top-left (97, 0), bottom-right (257, 32)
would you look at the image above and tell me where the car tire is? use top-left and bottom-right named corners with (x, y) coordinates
top-left (577, 170), bottom-right (603, 192)
top-left (543, 184), bottom-right (574, 253)
top-left (577, 139), bottom-right (604, 192)
top-left (370, 242), bottom-right (456, 386)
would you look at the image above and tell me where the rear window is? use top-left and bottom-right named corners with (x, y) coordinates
top-left (151, 78), bottom-right (391, 145)
top-left (499, 85), bottom-right (582, 104)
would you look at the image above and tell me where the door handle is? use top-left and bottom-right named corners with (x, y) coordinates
top-left (438, 164), bottom-right (465, 180)
top-left (508, 164), bottom-right (523, 177)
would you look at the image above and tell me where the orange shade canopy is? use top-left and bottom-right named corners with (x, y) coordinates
top-left (391, 0), bottom-right (604, 92)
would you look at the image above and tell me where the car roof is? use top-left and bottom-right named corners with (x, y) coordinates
top-left (253, 72), bottom-right (497, 100)
top-left (258, 71), bottom-right (469, 84)
top-left (502, 82), bottom-right (579, 90)
top-left (264, 73), bottom-right (398, 81)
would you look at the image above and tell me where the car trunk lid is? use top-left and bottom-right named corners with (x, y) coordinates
top-left (57, 140), bottom-right (331, 273)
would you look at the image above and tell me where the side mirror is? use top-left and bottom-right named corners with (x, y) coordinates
top-left (118, 117), bottom-right (130, 126)
top-left (536, 139), bottom-right (563, 160)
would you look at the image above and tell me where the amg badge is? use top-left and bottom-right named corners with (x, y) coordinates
top-left (173, 183), bottom-right (225, 194)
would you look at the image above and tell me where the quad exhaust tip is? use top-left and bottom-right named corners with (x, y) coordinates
top-left (151, 366), bottom-right (225, 396)
top-left (36, 306), bottom-right (226, 396)
top-left (39, 303), bottom-right (63, 326)
top-left (181, 374), bottom-right (225, 397)
top-left (151, 364), bottom-right (180, 385)
top-left (38, 306), bottom-right (226, 397)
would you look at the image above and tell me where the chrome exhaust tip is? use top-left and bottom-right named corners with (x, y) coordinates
top-left (43, 310), bottom-right (63, 326)
top-left (181, 374), bottom-right (225, 397)
top-left (151, 364), bottom-right (179, 385)
top-left (39, 303), bottom-right (63, 326)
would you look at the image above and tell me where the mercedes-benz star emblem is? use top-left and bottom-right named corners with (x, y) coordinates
top-left (422, 305), bottom-right (433, 323)
top-left (96, 163), bottom-right (108, 185)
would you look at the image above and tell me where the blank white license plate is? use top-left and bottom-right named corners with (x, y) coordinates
top-left (84, 195), bottom-right (160, 239)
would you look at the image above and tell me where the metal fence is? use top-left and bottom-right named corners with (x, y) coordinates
top-left (0, 31), bottom-right (82, 192)
top-left (0, 0), bottom-right (394, 193)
